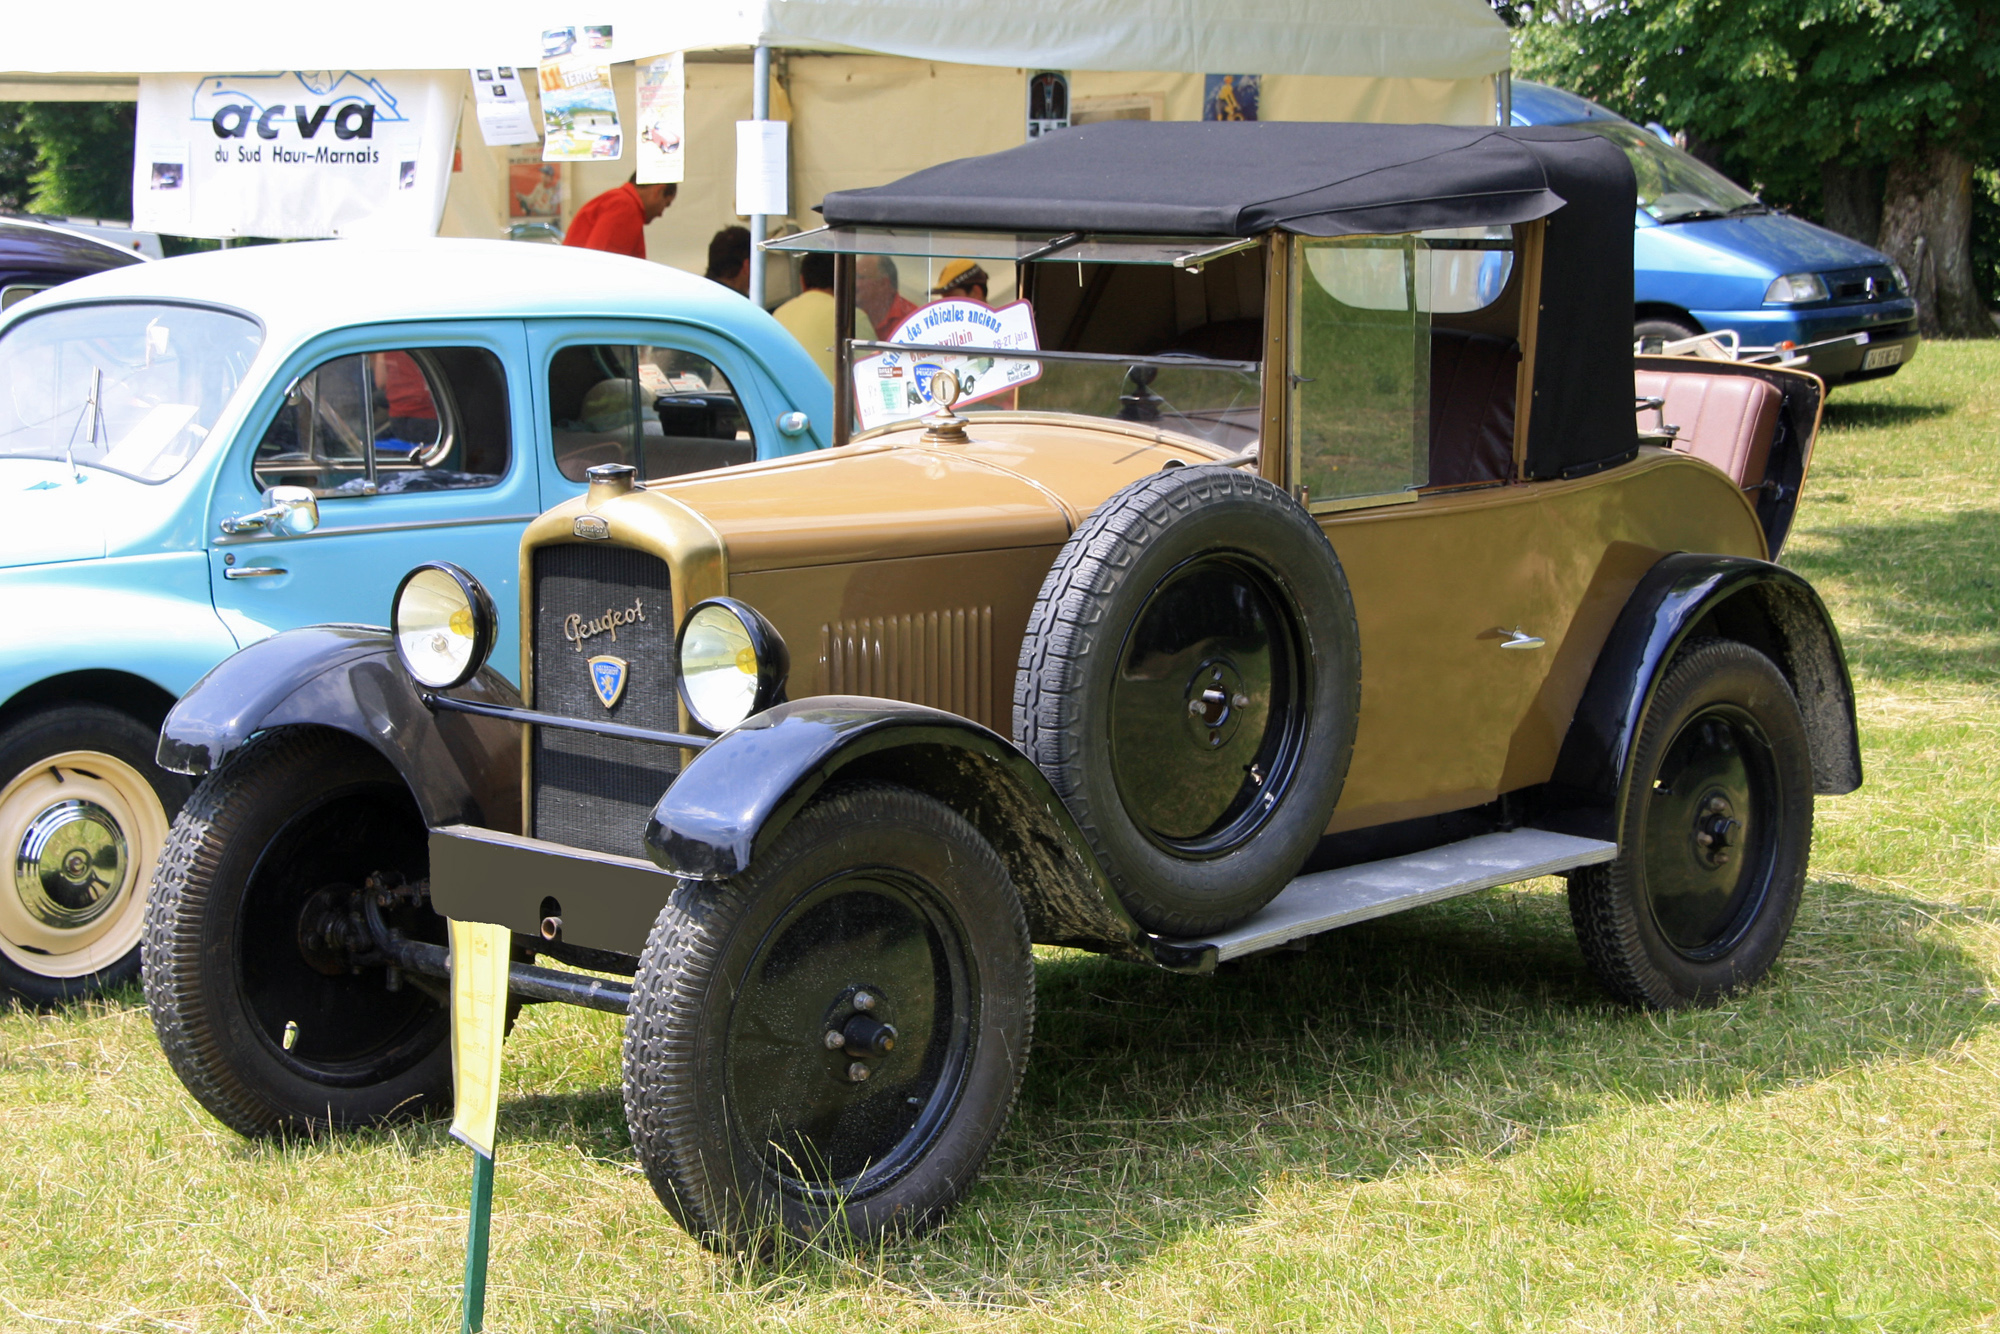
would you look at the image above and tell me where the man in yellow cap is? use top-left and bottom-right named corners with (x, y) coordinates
top-left (931, 259), bottom-right (991, 304)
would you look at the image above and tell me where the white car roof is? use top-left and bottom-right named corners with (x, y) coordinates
top-left (7, 238), bottom-right (752, 350)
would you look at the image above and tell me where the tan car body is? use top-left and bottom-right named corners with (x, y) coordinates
top-left (518, 410), bottom-right (1768, 848)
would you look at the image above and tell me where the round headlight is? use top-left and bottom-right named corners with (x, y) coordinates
top-left (392, 562), bottom-right (496, 690)
top-left (676, 597), bottom-right (789, 733)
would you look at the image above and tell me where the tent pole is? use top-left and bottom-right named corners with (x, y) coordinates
top-left (1496, 71), bottom-right (1512, 127)
top-left (749, 44), bottom-right (772, 310)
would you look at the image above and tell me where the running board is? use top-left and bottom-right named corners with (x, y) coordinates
top-left (1148, 829), bottom-right (1618, 971)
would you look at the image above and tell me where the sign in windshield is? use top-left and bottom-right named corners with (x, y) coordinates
top-left (851, 298), bottom-right (1043, 431)
top-left (0, 303), bottom-right (262, 483)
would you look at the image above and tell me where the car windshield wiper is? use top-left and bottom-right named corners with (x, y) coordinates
top-left (1725, 202), bottom-right (1770, 218)
top-left (1652, 207), bottom-right (1730, 224)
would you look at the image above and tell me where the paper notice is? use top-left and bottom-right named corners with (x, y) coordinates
top-left (735, 119), bottom-right (788, 216)
top-left (636, 53), bottom-right (685, 185)
top-left (448, 918), bottom-right (513, 1159)
top-left (541, 53), bottom-right (621, 161)
top-left (470, 66), bottom-right (538, 147)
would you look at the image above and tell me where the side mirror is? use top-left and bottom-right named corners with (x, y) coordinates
top-left (775, 409), bottom-right (810, 438)
top-left (266, 485), bottom-right (320, 536)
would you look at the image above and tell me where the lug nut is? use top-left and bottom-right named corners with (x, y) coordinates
top-left (852, 991), bottom-right (877, 1012)
top-left (824, 1029), bottom-right (847, 1050)
top-left (847, 1061), bottom-right (871, 1082)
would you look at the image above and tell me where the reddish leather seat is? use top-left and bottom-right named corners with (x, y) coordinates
top-left (1635, 369), bottom-right (1780, 490)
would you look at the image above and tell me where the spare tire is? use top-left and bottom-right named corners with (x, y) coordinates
top-left (1014, 465), bottom-right (1360, 936)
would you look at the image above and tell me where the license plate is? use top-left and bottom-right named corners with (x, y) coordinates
top-left (1862, 344), bottom-right (1905, 370)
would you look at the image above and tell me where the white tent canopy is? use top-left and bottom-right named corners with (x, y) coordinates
top-left (5, 0), bottom-right (1509, 81)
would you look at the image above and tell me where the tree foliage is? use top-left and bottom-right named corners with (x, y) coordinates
top-left (1517, 1), bottom-right (1999, 334)
top-left (14, 102), bottom-right (138, 220)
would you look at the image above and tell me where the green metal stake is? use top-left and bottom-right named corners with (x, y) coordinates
top-left (461, 1149), bottom-right (495, 1333)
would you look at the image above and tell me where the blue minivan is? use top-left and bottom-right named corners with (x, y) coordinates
top-left (0, 238), bottom-right (830, 1003)
top-left (1513, 79), bottom-right (1919, 385)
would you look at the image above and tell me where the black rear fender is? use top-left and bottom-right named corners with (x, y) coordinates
top-left (156, 625), bottom-right (522, 833)
top-left (1548, 554), bottom-right (1860, 839)
top-left (645, 696), bottom-right (1141, 955)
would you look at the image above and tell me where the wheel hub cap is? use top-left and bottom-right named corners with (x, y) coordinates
top-left (1644, 710), bottom-right (1772, 957)
top-left (13, 799), bottom-right (127, 929)
top-left (1110, 555), bottom-right (1304, 850)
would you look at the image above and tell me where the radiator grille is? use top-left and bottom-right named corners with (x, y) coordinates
top-left (821, 608), bottom-right (994, 728)
top-left (531, 543), bottom-right (679, 857)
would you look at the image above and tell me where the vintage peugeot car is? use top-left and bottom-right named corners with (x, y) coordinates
top-left (0, 239), bottom-right (828, 1003)
top-left (142, 123), bottom-right (1858, 1252)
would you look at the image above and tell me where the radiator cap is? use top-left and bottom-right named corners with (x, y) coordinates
top-left (586, 462), bottom-right (637, 507)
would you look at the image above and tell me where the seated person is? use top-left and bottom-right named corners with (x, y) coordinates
top-left (775, 252), bottom-right (875, 379)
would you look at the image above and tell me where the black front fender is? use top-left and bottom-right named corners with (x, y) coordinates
top-left (645, 696), bottom-right (1142, 954)
top-left (1548, 553), bottom-right (1861, 838)
top-left (157, 625), bottom-right (523, 833)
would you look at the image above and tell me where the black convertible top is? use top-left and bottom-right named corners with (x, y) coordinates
top-left (821, 122), bottom-right (1629, 241)
top-left (822, 122), bottom-right (1638, 480)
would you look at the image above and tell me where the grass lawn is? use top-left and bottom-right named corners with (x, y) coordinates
top-left (4, 343), bottom-right (1998, 1332)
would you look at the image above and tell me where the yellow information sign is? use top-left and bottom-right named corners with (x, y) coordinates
top-left (449, 918), bottom-right (513, 1159)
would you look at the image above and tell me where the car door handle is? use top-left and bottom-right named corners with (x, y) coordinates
top-left (1499, 628), bottom-right (1546, 650)
top-left (223, 565), bottom-right (287, 580)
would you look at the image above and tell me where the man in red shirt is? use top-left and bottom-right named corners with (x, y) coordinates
top-left (563, 174), bottom-right (677, 259)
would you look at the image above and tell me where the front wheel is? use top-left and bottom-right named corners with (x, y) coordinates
top-left (622, 784), bottom-right (1034, 1252)
top-left (1567, 638), bottom-right (1814, 1008)
top-left (0, 705), bottom-right (190, 1005)
top-left (142, 728), bottom-right (451, 1135)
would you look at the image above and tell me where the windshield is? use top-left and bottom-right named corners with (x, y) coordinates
top-left (1571, 120), bottom-right (1759, 223)
top-left (0, 303), bottom-right (263, 483)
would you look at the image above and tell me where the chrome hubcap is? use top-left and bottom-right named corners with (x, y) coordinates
top-left (14, 798), bottom-right (127, 929)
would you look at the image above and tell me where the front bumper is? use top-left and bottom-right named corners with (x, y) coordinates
top-left (1689, 301), bottom-right (1920, 382)
top-left (429, 823), bottom-right (676, 957)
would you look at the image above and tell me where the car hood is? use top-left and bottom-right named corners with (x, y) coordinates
top-left (0, 460), bottom-right (118, 565)
top-left (1658, 210), bottom-right (1892, 276)
top-left (652, 418), bottom-right (1226, 574)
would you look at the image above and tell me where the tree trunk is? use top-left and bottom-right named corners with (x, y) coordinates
top-left (1878, 144), bottom-right (1992, 339)
top-left (1820, 163), bottom-right (1881, 248)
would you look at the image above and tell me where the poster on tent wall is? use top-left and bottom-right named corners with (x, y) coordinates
top-left (635, 53), bottom-right (685, 184)
top-left (132, 72), bottom-right (459, 239)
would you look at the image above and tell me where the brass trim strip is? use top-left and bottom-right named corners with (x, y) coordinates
top-left (1511, 217), bottom-right (1547, 480)
top-left (1261, 232), bottom-right (1289, 492)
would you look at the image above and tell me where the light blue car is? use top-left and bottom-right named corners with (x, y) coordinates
top-left (1513, 80), bottom-right (1921, 385)
top-left (0, 239), bottom-right (830, 1002)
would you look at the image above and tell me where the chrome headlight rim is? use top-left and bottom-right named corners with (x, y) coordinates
top-left (390, 561), bottom-right (497, 691)
top-left (674, 596), bottom-right (790, 734)
top-left (1763, 271), bottom-right (1831, 305)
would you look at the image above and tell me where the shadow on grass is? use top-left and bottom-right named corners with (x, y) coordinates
top-left (1786, 507), bottom-right (2000, 686)
top-left (1819, 398), bottom-right (1954, 432)
top-left (520, 874), bottom-right (1994, 1312)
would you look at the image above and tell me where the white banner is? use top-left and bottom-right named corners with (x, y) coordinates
top-left (132, 71), bottom-right (460, 239)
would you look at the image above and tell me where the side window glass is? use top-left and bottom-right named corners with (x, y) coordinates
top-left (550, 343), bottom-right (757, 483)
top-left (1291, 235), bottom-right (1432, 507)
top-left (253, 347), bottom-right (509, 496)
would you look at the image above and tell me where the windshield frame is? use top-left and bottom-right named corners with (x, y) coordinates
top-left (0, 296), bottom-right (266, 485)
